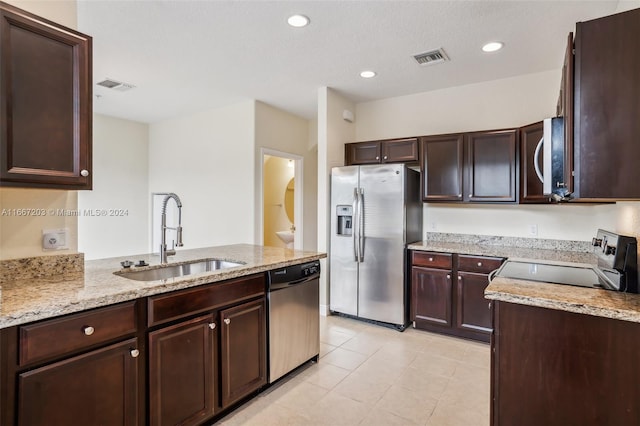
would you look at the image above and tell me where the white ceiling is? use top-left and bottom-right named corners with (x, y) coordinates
top-left (78, 0), bottom-right (623, 124)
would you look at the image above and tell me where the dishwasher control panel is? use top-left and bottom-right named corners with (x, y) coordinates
top-left (267, 261), bottom-right (321, 287)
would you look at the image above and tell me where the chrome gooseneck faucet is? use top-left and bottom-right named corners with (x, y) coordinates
top-left (160, 193), bottom-right (183, 263)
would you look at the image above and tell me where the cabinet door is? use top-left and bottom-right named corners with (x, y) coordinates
top-left (220, 298), bottom-right (266, 408)
top-left (148, 314), bottom-right (217, 426)
top-left (519, 122), bottom-right (551, 204)
top-left (17, 339), bottom-right (139, 426)
top-left (345, 142), bottom-right (381, 165)
top-left (381, 138), bottom-right (419, 163)
top-left (0, 3), bottom-right (92, 189)
top-left (456, 272), bottom-right (492, 335)
top-left (465, 130), bottom-right (517, 202)
top-left (411, 267), bottom-right (452, 327)
top-left (574, 9), bottom-right (640, 198)
top-left (420, 134), bottom-right (464, 201)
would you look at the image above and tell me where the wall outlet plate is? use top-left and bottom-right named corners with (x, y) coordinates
top-left (528, 224), bottom-right (538, 236)
top-left (43, 228), bottom-right (69, 250)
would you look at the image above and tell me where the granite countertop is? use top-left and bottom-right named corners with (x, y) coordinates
top-left (485, 277), bottom-right (640, 323)
top-left (408, 233), bottom-right (640, 323)
top-left (0, 244), bottom-right (326, 329)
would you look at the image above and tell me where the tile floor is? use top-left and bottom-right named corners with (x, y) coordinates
top-left (216, 315), bottom-right (490, 426)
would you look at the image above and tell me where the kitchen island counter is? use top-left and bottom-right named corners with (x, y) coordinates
top-left (0, 244), bottom-right (326, 328)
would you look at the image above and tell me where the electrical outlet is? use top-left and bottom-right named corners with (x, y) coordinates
top-left (429, 222), bottom-right (438, 231)
top-left (43, 228), bottom-right (69, 250)
top-left (528, 224), bottom-right (538, 237)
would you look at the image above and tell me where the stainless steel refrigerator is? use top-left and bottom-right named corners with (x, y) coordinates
top-left (329, 164), bottom-right (422, 329)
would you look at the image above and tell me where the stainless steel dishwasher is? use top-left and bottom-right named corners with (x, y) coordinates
top-left (267, 261), bottom-right (320, 383)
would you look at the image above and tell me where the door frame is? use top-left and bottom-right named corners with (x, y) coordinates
top-left (259, 148), bottom-right (304, 250)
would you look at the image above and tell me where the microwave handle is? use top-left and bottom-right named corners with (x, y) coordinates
top-left (533, 137), bottom-right (544, 184)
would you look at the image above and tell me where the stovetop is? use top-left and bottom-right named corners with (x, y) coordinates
top-left (493, 229), bottom-right (637, 293)
top-left (494, 261), bottom-right (612, 289)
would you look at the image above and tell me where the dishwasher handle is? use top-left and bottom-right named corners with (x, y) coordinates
top-left (269, 274), bottom-right (319, 291)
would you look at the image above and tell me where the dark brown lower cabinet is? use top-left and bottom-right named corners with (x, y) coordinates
top-left (17, 338), bottom-right (139, 426)
top-left (411, 250), bottom-right (503, 342)
top-left (411, 267), bottom-right (452, 327)
top-left (492, 301), bottom-right (640, 425)
top-left (149, 314), bottom-right (217, 426)
top-left (456, 272), bottom-right (493, 334)
top-left (220, 299), bottom-right (267, 408)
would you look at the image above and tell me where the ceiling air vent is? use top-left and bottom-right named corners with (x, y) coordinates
top-left (97, 78), bottom-right (136, 92)
top-left (413, 48), bottom-right (449, 66)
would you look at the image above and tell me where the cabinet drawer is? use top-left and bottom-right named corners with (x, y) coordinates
top-left (458, 255), bottom-right (504, 274)
top-left (19, 301), bottom-right (137, 366)
top-left (148, 273), bottom-right (265, 327)
top-left (411, 251), bottom-right (452, 269)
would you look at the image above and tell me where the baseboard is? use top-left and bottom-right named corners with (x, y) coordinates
top-left (319, 304), bottom-right (329, 316)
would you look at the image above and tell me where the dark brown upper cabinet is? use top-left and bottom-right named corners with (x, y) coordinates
top-left (420, 134), bottom-right (464, 202)
top-left (0, 2), bottom-right (92, 189)
top-left (464, 129), bottom-right (518, 202)
top-left (345, 137), bottom-right (419, 165)
top-left (519, 122), bottom-right (551, 204)
top-left (573, 8), bottom-right (640, 199)
top-left (421, 130), bottom-right (517, 203)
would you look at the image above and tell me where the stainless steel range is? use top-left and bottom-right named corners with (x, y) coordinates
top-left (493, 229), bottom-right (638, 293)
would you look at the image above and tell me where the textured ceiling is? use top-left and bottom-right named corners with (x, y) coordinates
top-left (78, 0), bottom-right (622, 123)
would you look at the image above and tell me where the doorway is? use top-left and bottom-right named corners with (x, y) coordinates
top-left (260, 149), bottom-right (303, 249)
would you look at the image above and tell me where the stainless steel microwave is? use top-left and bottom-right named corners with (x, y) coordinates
top-left (533, 117), bottom-right (571, 200)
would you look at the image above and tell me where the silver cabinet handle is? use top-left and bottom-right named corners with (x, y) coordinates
top-left (428, 257), bottom-right (434, 262)
top-left (80, 169), bottom-right (89, 177)
top-left (224, 318), bottom-right (231, 325)
top-left (130, 349), bottom-right (140, 358)
top-left (477, 262), bottom-right (483, 267)
top-left (375, 156), bottom-right (380, 160)
top-left (458, 276), bottom-right (461, 280)
top-left (383, 156), bottom-right (388, 160)
top-left (488, 302), bottom-right (492, 310)
top-left (83, 326), bottom-right (95, 336)
top-left (209, 323), bottom-right (216, 330)
top-left (446, 274), bottom-right (451, 279)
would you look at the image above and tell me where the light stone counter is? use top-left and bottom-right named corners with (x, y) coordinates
top-left (485, 278), bottom-right (640, 323)
top-left (0, 244), bottom-right (326, 329)
top-left (409, 232), bottom-right (640, 323)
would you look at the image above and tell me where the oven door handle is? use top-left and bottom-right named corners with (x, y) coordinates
top-left (488, 268), bottom-right (500, 283)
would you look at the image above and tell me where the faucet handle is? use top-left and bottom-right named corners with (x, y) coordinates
top-left (176, 226), bottom-right (184, 247)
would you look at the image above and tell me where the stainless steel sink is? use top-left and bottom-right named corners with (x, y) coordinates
top-left (116, 258), bottom-right (245, 281)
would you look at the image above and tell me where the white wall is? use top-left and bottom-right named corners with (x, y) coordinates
top-left (0, 0), bottom-right (79, 260)
top-left (254, 101), bottom-right (317, 251)
top-left (355, 70), bottom-right (639, 241)
top-left (616, 1), bottom-right (640, 12)
top-left (78, 114), bottom-right (149, 260)
top-left (318, 87), bottom-right (356, 313)
top-left (148, 101), bottom-right (255, 250)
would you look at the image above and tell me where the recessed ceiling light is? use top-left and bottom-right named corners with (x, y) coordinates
top-left (360, 70), bottom-right (377, 79)
top-left (482, 41), bottom-right (504, 53)
top-left (287, 14), bottom-right (309, 28)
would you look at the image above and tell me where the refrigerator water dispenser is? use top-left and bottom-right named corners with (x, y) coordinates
top-left (336, 205), bottom-right (353, 236)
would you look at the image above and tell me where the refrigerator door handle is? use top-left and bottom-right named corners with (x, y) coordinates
top-left (358, 188), bottom-right (365, 262)
top-left (353, 187), bottom-right (359, 262)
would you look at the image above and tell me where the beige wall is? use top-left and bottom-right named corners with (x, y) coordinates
top-left (0, 0), bottom-right (79, 260)
top-left (263, 156), bottom-right (294, 248)
top-left (148, 101), bottom-right (256, 250)
top-left (254, 101), bottom-right (317, 251)
top-left (78, 114), bottom-right (149, 260)
top-left (355, 70), bottom-right (640, 241)
top-left (616, 1), bottom-right (640, 12)
top-left (318, 87), bottom-right (356, 314)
